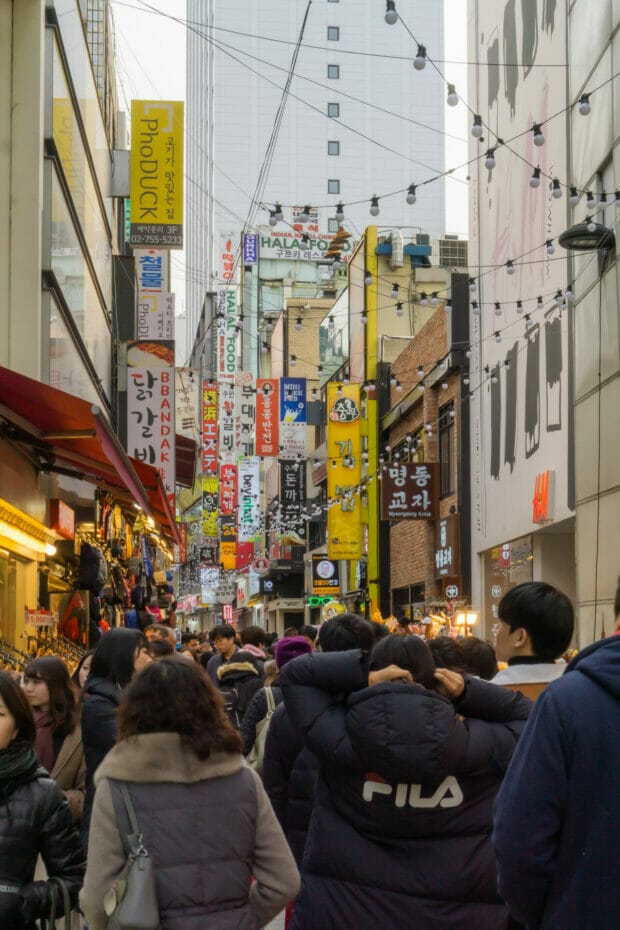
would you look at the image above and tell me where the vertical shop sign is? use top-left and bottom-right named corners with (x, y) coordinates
top-left (129, 100), bottom-right (184, 248)
top-left (219, 464), bottom-right (238, 516)
top-left (218, 378), bottom-right (235, 464)
top-left (238, 457), bottom-right (261, 542)
top-left (434, 515), bottom-right (460, 578)
top-left (137, 292), bottom-right (175, 340)
top-left (256, 379), bottom-right (279, 457)
top-left (242, 233), bottom-right (258, 266)
top-left (279, 377), bottom-right (306, 460)
top-left (326, 383), bottom-right (362, 560)
top-left (380, 463), bottom-right (439, 520)
top-left (175, 368), bottom-right (200, 442)
top-left (219, 233), bottom-right (237, 285)
top-left (220, 515), bottom-right (237, 570)
top-left (234, 372), bottom-right (256, 457)
top-left (202, 475), bottom-right (219, 538)
top-left (127, 340), bottom-right (175, 506)
top-left (201, 380), bottom-right (218, 474)
top-left (280, 460), bottom-right (306, 541)
top-left (217, 290), bottom-right (237, 382)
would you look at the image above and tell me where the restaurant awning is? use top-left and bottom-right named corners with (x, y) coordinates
top-left (0, 366), bottom-right (180, 544)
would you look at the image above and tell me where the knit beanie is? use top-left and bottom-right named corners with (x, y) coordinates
top-left (275, 635), bottom-right (313, 669)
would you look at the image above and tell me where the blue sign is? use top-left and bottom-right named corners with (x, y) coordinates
top-left (243, 234), bottom-right (258, 266)
top-left (280, 378), bottom-right (307, 425)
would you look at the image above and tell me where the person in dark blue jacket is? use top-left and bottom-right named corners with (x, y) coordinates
top-left (280, 635), bottom-right (532, 930)
top-left (493, 634), bottom-right (620, 930)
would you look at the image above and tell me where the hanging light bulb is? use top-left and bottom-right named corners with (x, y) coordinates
top-left (468, 277), bottom-right (476, 292)
top-left (274, 202), bottom-right (283, 221)
top-left (395, 380), bottom-right (403, 393)
top-left (395, 301), bottom-right (404, 317)
top-left (384, 0), bottom-right (398, 25)
top-left (311, 387), bottom-right (318, 400)
top-left (295, 317), bottom-right (302, 332)
top-left (446, 83), bottom-right (459, 106)
top-left (565, 285), bottom-right (575, 304)
top-left (413, 44), bottom-right (427, 70)
top-left (532, 123), bottom-right (545, 146)
top-left (417, 364), bottom-right (424, 377)
top-left (465, 348), bottom-right (471, 358)
top-left (361, 310), bottom-right (368, 325)
top-left (525, 314), bottom-right (533, 329)
top-left (495, 301), bottom-right (502, 315)
top-left (261, 341), bottom-right (269, 353)
top-left (332, 254), bottom-right (342, 270)
top-left (463, 374), bottom-right (470, 385)
top-left (431, 292), bottom-right (439, 304)
top-left (335, 201), bottom-right (345, 222)
top-left (569, 186), bottom-right (580, 207)
top-left (578, 93), bottom-right (591, 116)
top-left (343, 372), bottom-right (350, 385)
top-left (471, 114), bottom-right (483, 138)
top-left (425, 422), bottom-right (433, 434)
top-left (390, 374), bottom-right (397, 387)
top-left (290, 354), bottom-right (297, 367)
top-left (516, 300), bottom-right (524, 314)
top-left (419, 381), bottom-right (425, 392)
top-left (506, 260), bottom-right (515, 274)
top-left (494, 331), bottom-right (502, 344)
top-left (615, 190), bottom-right (620, 205)
top-left (265, 318), bottom-right (274, 332)
top-left (472, 301), bottom-right (479, 314)
top-left (441, 380), bottom-right (448, 390)
top-left (364, 269), bottom-right (373, 286)
top-left (390, 283), bottom-right (399, 298)
top-left (299, 205), bottom-right (311, 223)
top-left (420, 291), bottom-right (428, 306)
top-left (445, 298), bottom-right (452, 310)
top-left (551, 178), bottom-right (562, 198)
top-left (537, 295), bottom-right (544, 309)
top-left (586, 190), bottom-right (596, 210)
top-left (599, 191), bottom-right (608, 207)
top-left (546, 239), bottom-right (555, 255)
top-left (268, 210), bottom-right (277, 227)
top-left (586, 216), bottom-right (597, 233)
top-left (530, 167), bottom-right (541, 188)
top-left (369, 195), bottom-right (380, 216)
top-left (485, 148), bottom-right (496, 170)
top-left (336, 384), bottom-right (343, 396)
top-left (318, 364), bottom-right (324, 374)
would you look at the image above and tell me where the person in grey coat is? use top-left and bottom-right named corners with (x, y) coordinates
top-left (80, 657), bottom-right (299, 930)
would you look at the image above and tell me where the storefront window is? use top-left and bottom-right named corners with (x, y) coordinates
top-left (49, 293), bottom-right (105, 403)
top-left (483, 535), bottom-right (533, 632)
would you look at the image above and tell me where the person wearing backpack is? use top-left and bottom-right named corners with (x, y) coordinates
top-left (242, 637), bottom-right (313, 760)
top-left (216, 651), bottom-right (264, 728)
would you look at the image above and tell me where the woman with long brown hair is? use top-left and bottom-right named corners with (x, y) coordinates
top-left (22, 656), bottom-right (85, 822)
top-left (80, 657), bottom-right (299, 930)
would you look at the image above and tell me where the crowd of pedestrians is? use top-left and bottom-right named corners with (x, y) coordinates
top-left (0, 579), bottom-right (618, 928)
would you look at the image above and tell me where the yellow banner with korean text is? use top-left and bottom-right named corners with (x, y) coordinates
top-left (130, 100), bottom-right (184, 248)
top-left (327, 384), bottom-right (362, 561)
top-left (202, 475), bottom-right (218, 538)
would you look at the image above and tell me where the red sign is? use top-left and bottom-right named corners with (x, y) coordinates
top-left (532, 470), bottom-right (553, 524)
top-left (201, 380), bottom-right (218, 474)
top-left (256, 379), bottom-right (279, 457)
top-left (219, 464), bottom-right (237, 515)
top-left (380, 463), bottom-right (439, 521)
top-left (222, 604), bottom-right (233, 621)
top-left (236, 541), bottom-right (254, 570)
top-left (49, 499), bottom-right (75, 540)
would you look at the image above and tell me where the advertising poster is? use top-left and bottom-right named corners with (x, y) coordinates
top-left (126, 340), bottom-right (175, 505)
top-left (129, 100), bottom-right (184, 248)
top-left (279, 377), bottom-right (306, 460)
top-left (256, 379), bottom-right (279, 457)
top-left (326, 383), bottom-right (362, 560)
top-left (312, 555), bottom-right (341, 595)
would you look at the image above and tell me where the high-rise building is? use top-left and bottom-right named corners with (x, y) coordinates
top-left (186, 0), bottom-right (446, 359)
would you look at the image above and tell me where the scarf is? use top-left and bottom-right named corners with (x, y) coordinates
top-left (33, 708), bottom-right (55, 773)
top-left (0, 741), bottom-right (39, 803)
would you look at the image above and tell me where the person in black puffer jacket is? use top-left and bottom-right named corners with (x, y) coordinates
top-left (81, 628), bottom-right (151, 844)
top-left (216, 651), bottom-right (264, 728)
top-left (0, 671), bottom-right (85, 929)
top-left (280, 635), bottom-right (533, 930)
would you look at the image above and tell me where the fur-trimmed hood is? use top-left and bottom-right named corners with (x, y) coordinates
top-left (94, 732), bottom-right (244, 785)
top-left (217, 656), bottom-right (262, 683)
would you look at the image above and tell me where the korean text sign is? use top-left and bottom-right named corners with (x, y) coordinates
top-left (279, 377), bottom-right (306, 460)
top-left (201, 380), bottom-right (218, 474)
top-left (380, 463), bottom-right (439, 521)
top-left (327, 383), bottom-right (362, 560)
top-left (130, 100), bottom-right (184, 248)
top-left (256, 379), bottom-right (279, 457)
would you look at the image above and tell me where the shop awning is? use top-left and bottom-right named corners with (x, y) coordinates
top-left (175, 434), bottom-right (197, 489)
top-left (0, 366), bottom-right (180, 544)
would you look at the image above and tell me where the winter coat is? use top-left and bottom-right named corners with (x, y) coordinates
top-left (205, 647), bottom-right (239, 684)
top-left (81, 676), bottom-right (121, 837)
top-left (280, 650), bottom-right (532, 930)
top-left (494, 636), bottom-right (620, 930)
top-left (241, 683), bottom-right (283, 754)
top-left (49, 723), bottom-right (86, 823)
top-left (263, 701), bottom-right (319, 866)
top-left (216, 654), bottom-right (264, 725)
top-left (492, 659), bottom-right (566, 701)
top-left (79, 732), bottom-right (300, 930)
top-left (0, 765), bottom-right (85, 929)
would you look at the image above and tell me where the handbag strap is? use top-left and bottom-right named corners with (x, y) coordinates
top-left (120, 782), bottom-right (147, 853)
top-left (264, 685), bottom-right (276, 716)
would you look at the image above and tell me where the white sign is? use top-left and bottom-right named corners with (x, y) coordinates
top-left (238, 456), bottom-right (261, 542)
top-left (175, 367), bottom-right (200, 442)
top-left (137, 292), bottom-right (175, 341)
top-left (259, 230), bottom-right (352, 263)
top-left (217, 289), bottom-right (237, 383)
top-left (234, 372), bottom-right (256, 457)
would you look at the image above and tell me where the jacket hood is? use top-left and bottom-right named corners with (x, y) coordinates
top-left (94, 732), bottom-right (245, 785)
top-left (217, 658), bottom-right (261, 682)
top-left (565, 635), bottom-right (620, 700)
top-left (345, 683), bottom-right (469, 782)
top-left (83, 676), bottom-right (121, 703)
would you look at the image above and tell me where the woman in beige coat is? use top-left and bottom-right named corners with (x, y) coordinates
top-left (81, 658), bottom-right (299, 930)
top-left (23, 657), bottom-right (85, 822)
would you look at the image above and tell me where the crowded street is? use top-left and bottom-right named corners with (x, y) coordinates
top-left (0, 0), bottom-right (619, 927)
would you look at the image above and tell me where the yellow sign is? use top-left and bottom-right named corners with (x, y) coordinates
top-left (130, 100), bottom-right (184, 248)
top-left (327, 384), bottom-right (362, 560)
top-left (202, 476), bottom-right (218, 538)
top-left (220, 542), bottom-right (236, 570)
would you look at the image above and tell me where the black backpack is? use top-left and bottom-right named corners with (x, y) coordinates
top-left (219, 685), bottom-right (242, 728)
